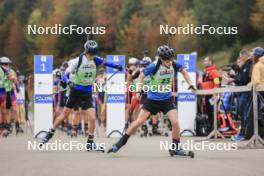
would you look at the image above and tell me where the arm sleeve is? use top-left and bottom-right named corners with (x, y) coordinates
top-left (174, 61), bottom-right (184, 72)
top-left (94, 56), bottom-right (120, 68)
top-left (63, 58), bottom-right (78, 83)
top-left (65, 58), bottom-right (78, 74)
top-left (143, 63), bottom-right (156, 76)
top-left (251, 64), bottom-right (261, 84)
top-left (211, 70), bottom-right (220, 87)
top-left (132, 70), bottom-right (140, 80)
top-left (233, 63), bottom-right (251, 85)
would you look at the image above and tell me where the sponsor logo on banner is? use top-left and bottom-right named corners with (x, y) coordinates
top-left (34, 55), bottom-right (53, 74)
top-left (35, 94), bottom-right (53, 103)
top-left (178, 93), bottom-right (196, 102)
top-left (107, 94), bottom-right (125, 103)
top-left (106, 55), bottom-right (125, 74)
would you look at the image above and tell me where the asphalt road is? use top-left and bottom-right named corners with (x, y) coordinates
top-left (0, 133), bottom-right (263, 176)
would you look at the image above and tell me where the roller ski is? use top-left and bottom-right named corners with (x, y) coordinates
top-left (1, 130), bottom-right (10, 138)
top-left (169, 148), bottom-right (194, 158)
top-left (86, 140), bottom-right (104, 153)
top-left (36, 129), bottom-right (55, 145)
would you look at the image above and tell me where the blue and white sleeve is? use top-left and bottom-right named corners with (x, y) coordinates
top-left (143, 63), bottom-right (156, 76)
top-left (94, 56), bottom-right (120, 68)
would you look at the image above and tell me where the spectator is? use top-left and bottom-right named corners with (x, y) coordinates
top-left (246, 50), bottom-right (264, 140)
top-left (202, 56), bottom-right (221, 132)
top-left (250, 55), bottom-right (264, 85)
top-left (229, 50), bottom-right (253, 141)
top-left (252, 47), bottom-right (264, 64)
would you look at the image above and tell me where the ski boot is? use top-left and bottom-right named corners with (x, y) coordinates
top-left (71, 130), bottom-right (77, 137)
top-left (15, 127), bottom-right (24, 135)
top-left (41, 130), bottom-right (55, 144)
top-left (86, 139), bottom-right (104, 153)
top-left (107, 134), bottom-right (129, 154)
top-left (107, 144), bottom-right (121, 153)
top-left (169, 148), bottom-right (194, 158)
top-left (2, 129), bottom-right (10, 137)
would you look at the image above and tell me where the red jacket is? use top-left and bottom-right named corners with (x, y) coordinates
top-left (202, 65), bottom-right (220, 89)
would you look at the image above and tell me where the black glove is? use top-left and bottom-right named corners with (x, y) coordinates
top-left (116, 65), bottom-right (123, 71)
top-left (16, 84), bottom-right (20, 93)
top-left (67, 81), bottom-right (75, 89)
top-left (188, 85), bottom-right (197, 91)
top-left (136, 91), bottom-right (142, 99)
top-left (60, 80), bottom-right (68, 89)
top-left (127, 68), bottom-right (133, 75)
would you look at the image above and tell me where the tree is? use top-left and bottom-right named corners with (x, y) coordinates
top-left (118, 15), bottom-right (143, 58)
top-left (194, 0), bottom-right (257, 54)
top-left (118, 0), bottom-right (142, 30)
top-left (94, 0), bottom-right (122, 55)
top-left (55, 0), bottom-right (94, 58)
top-left (3, 20), bottom-right (28, 71)
top-left (251, 0), bottom-right (264, 34)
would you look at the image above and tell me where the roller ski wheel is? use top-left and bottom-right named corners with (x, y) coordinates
top-left (66, 130), bottom-right (71, 136)
top-left (71, 131), bottom-right (77, 138)
top-left (164, 132), bottom-right (169, 137)
top-left (140, 133), bottom-right (144, 138)
top-left (63, 127), bottom-right (68, 132)
top-left (169, 149), bottom-right (194, 158)
top-left (141, 125), bottom-right (148, 136)
top-left (16, 128), bottom-right (24, 135)
top-left (78, 131), bottom-right (84, 135)
top-left (2, 130), bottom-right (10, 138)
top-left (85, 131), bottom-right (89, 137)
top-left (86, 142), bottom-right (104, 153)
top-left (148, 133), bottom-right (153, 137)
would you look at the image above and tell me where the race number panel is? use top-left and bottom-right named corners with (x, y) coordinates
top-left (34, 55), bottom-right (53, 135)
top-left (177, 53), bottom-right (197, 136)
top-left (106, 55), bottom-right (126, 137)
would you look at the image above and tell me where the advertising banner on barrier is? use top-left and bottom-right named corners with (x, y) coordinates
top-left (34, 55), bottom-right (53, 135)
top-left (106, 55), bottom-right (126, 137)
top-left (177, 53), bottom-right (197, 136)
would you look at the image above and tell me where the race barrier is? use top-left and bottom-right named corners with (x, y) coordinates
top-left (177, 53), bottom-right (197, 136)
top-left (34, 55), bottom-right (53, 135)
top-left (195, 84), bottom-right (264, 149)
top-left (106, 55), bottom-right (126, 137)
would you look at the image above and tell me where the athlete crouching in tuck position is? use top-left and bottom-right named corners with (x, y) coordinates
top-left (108, 45), bottom-right (196, 157)
top-left (41, 40), bottom-right (122, 151)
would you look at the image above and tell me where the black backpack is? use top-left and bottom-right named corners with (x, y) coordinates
top-left (151, 59), bottom-right (178, 76)
top-left (195, 113), bottom-right (210, 136)
top-left (76, 53), bottom-right (99, 73)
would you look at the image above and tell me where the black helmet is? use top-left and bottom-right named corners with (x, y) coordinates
top-left (143, 49), bottom-right (149, 56)
top-left (156, 45), bottom-right (175, 60)
top-left (84, 40), bottom-right (98, 55)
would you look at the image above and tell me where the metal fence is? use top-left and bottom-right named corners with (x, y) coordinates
top-left (195, 84), bottom-right (264, 149)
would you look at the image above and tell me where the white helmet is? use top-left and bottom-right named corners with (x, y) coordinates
top-left (142, 57), bottom-right (152, 63)
top-left (128, 57), bottom-right (138, 65)
top-left (53, 68), bottom-right (62, 78)
top-left (0, 56), bottom-right (12, 64)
